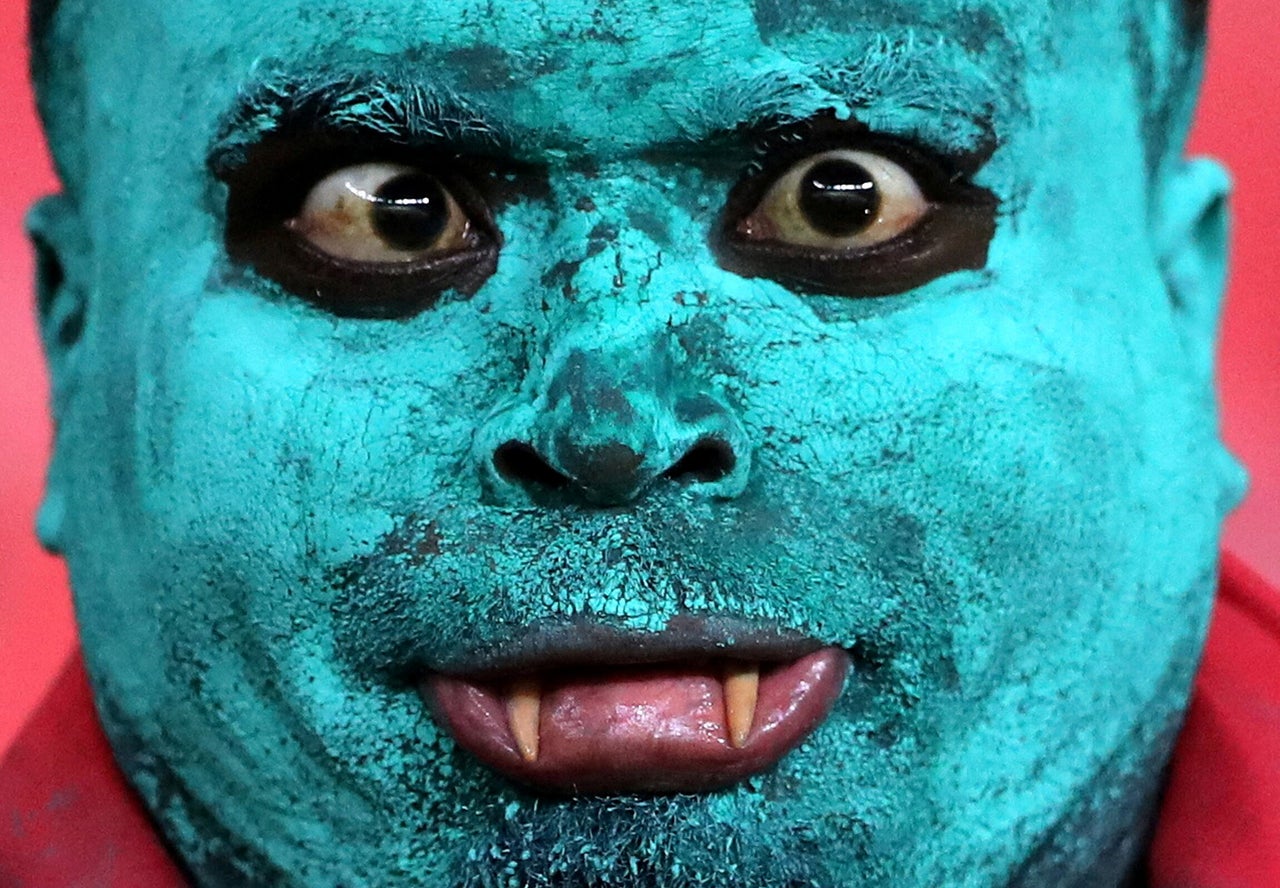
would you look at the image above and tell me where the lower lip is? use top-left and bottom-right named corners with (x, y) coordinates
top-left (424, 648), bottom-right (849, 794)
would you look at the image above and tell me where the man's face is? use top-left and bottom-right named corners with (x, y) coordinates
top-left (42, 0), bottom-right (1240, 884)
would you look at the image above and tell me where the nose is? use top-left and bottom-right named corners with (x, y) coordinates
top-left (479, 342), bottom-right (751, 507)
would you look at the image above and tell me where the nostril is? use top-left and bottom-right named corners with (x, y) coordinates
top-left (493, 441), bottom-right (572, 490)
top-left (663, 437), bottom-right (737, 485)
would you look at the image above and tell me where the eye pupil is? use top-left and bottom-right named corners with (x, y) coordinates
top-left (798, 160), bottom-right (881, 238)
top-left (371, 173), bottom-right (451, 252)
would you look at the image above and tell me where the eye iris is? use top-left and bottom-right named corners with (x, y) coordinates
top-left (371, 173), bottom-right (451, 252)
top-left (797, 159), bottom-right (881, 238)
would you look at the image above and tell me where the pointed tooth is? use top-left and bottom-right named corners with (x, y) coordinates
top-left (723, 663), bottom-right (760, 749)
top-left (506, 677), bottom-right (541, 763)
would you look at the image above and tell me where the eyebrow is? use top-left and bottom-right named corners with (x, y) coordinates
top-left (671, 33), bottom-right (1019, 157)
top-left (209, 31), bottom-right (1020, 173)
top-left (208, 68), bottom-right (514, 175)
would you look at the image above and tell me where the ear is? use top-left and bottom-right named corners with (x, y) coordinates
top-left (1155, 158), bottom-right (1231, 381)
top-left (27, 194), bottom-right (90, 554)
top-left (1156, 160), bottom-right (1250, 514)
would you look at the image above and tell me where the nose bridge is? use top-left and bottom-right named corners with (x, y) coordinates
top-left (542, 168), bottom-right (680, 317)
top-left (529, 176), bottom-right (685, 461)
top-left (473, 168), bottom-right (751, 506)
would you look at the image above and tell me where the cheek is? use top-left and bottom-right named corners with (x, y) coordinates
top-left (130, 286), bottom-right (524, 617)
top-left (727, 290), bottom-right (1208, 671)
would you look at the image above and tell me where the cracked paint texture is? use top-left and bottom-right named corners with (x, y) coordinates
top-left (29, 0), bottom-right (1242, 885)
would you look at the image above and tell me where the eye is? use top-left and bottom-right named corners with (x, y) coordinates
top-left (222, 147), bottom-right (503, 319)
top-left (737, 149), bottom-right (928, 250)
top-left (716, 135), bottom-right (998, 299)
top-left (290, 163), bottom-right (475, 263)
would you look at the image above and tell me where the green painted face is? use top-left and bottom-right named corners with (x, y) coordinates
top-left (33, 0), bottom-right (1245, 884)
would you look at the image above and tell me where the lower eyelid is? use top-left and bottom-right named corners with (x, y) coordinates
top-left (225, 198), bottom-right (500, 317)
top-left (714, 151), bottom-right (998, 298)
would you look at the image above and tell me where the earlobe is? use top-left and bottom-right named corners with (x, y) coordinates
top-left (1156, 158), bottom-right (1231, 380)
top-left (27, 194), bottom-right (89, 556)
top-left (36, 488), bottom-right (68, 554)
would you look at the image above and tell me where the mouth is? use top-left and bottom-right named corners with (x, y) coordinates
top-left (421, 617), bottom-right (849, 794)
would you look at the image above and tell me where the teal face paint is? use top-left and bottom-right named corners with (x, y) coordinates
top-left (30, 0), bottom-right (1244, 884)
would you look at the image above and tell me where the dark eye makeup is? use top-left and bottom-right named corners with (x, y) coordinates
top-left (220, 116), bottom-right (997, 316)
top-left (221, 136), bottom-right (505, 319)
top-left (713, 116), bottom-right (999, 297)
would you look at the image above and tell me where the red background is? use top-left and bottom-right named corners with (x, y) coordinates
top-left (1, 4), bottom-right (1276, 758)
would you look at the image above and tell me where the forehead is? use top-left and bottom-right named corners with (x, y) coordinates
top-left (138, 0), bottom-right (1040, 43)
top-left (143, 0), bottom-right (1041, 74)
top-left (77, 0), bottom-right (1112, 157)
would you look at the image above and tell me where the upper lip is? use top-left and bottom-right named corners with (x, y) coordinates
top-left (430, 614), bottom-right (831, 679)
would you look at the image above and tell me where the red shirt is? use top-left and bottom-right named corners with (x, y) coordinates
top-left (3, 554), bottom-right (1278, 887)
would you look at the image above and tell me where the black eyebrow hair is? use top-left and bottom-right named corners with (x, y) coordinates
top-left (207, 68), bottom-right (514, 175)
top-left (666, 34), bottom-right (1012, 160)
top-left (208, 33), bottom-right (1009, 175)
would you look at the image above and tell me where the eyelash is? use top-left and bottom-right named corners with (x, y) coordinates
top-left (711, 119), bottom-right (998, 298)
top-left (219, 121), bottom-right (997, 316)
top-left (220, 138), bottom-right (508, 318)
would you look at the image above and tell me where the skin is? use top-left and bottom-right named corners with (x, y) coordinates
top-left (30, 0), bottom-right (1245, 885)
